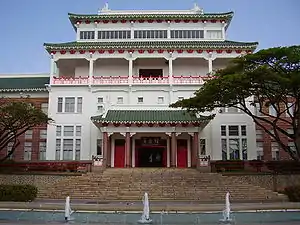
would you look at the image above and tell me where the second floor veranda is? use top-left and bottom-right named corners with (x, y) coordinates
top-left (50, 57), bottom-right (229, 86)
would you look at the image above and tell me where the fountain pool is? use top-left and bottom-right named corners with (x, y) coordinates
top-left (0, 210), bottom-right (299, 224)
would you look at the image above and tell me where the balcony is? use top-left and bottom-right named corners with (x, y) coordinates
top-left (51, 75), bottom-right (212, 86)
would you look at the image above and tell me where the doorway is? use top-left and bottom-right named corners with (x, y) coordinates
top-left (139, 69), bottom-right (163, 78)
top-left (137, 147), bottom-right (166, 167)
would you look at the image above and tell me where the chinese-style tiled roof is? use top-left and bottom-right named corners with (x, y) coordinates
top-left (0, 77), bottom-right (49, 92)
top-left (91, 109), bottom-right (211, 124)
top-left (44, 40), bottom-right (258, 52)
top-left (68, 11), bottom-right (233, 24)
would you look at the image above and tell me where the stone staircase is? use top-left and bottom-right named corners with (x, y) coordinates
top-left (38, 168), bottom-right (286, 202)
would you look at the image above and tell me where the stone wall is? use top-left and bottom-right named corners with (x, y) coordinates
top-left (225, 174), bottom-right (300, 192)
top-left (0, 174), bottom-right (78, 189)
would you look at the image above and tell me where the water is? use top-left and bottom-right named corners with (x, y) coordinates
top-left (0, 210), bottom-right (299, 224)
top-left (138, 192), bottom-right (152, 224)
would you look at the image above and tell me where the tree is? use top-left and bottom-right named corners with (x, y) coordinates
top-left (171, 45), bottom-right (300, 160)
top-left (0, 98), bottom-right (52, 162)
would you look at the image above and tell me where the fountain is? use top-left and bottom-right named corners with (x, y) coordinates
top-left (64, 196), bottom-right (74, 222)
top-left (219, 192), bottom-right (233, 224)
top-left (138, 192), bottom-right (152, 224)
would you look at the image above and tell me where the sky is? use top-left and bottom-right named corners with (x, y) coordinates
top-left (0, 0), bottom-right (299, 74)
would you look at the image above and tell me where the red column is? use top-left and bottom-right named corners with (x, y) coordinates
top-left (102, 132), bottom-right (108, 168)
top-left (192, 132), bottom-right (199, 168)
top-left (125, 132), bottom-right (131, 167)
top-left (171, 132), bottom-right (177, 167)
top-left (107, 136), bottom-right (111, 167)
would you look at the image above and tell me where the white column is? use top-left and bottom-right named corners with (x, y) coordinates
top-left (167, 21), bottom-right (171, 38)
top-left (168, 59), bottom-right (173, 84)
top-left (89, 59), bottom-right (94, 86)
top-left (50, 56), bottom-right (55, 85)
top-left (208, 59), bottom-right (213, 73)
top-left (130, 21), bottom-right (134, 39)
top-left (128, 59), bottom-right (133, 84)
top-left (222, 22), bottom-right (226, 40)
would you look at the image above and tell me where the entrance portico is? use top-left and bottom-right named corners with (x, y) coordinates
top-left (91, 109), bottom-right (211, 168)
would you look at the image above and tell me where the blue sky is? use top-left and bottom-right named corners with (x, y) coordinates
top-left (0, 0), bottom-right (299, 74)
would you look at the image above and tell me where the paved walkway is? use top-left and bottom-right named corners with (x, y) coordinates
top-left (0, 200), bottom-right (299, 212)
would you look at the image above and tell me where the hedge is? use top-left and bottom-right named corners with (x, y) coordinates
top-left (0, 185), bottom-right (37, 201)
top-left (284, 185), bottom-right (300, 202)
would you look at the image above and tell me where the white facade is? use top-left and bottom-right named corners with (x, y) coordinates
top-left (43, 4), bottom-right (258, 164)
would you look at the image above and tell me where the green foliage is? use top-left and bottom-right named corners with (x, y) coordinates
top-left (284, 185), bottom-right (300, 202)
top-left (0, 98), bottom-right (52, 161)
top-left (171, 45), bottom-right (300, 160)
top-left (0, 184), bottom-right (37, 201)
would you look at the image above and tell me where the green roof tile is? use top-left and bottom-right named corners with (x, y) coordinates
top-left (91, 110), bottom-right (211, 124)
top-left (44, 40), bottom-right (258, 51)
top-left (0, 77), bottom-right (49, 92)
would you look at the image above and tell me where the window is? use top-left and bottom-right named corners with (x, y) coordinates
top-left (7, 142), bottom-right (14, 159)
top-left (269, 105), bottom-right (277, 117)
top-left (65, 97), bottom-right (75, 113)
top-left (255, 103), bottom-right (262, 116)
top-left (178, 96), bottom-right (184, 101)
top-left (64, 126), bottom-right (74, 136)
top-left (75, 139), bottom-right (81, 160)
top-left (228, 125), bottom-right (239, 136)
top-left (221, 126), bottom-right (226, 136)
top-left (40, 129), bottom-right (47, 139)
top-left (158, 97), bottom-right (164, 104)
top-left (63, 139), bottom-right (73, 160)
top-left (138, 97), bottom-right (143, 103)
top-left (206, 30), bottom-right (223, 39)
top-left (96, 139), bottom-right (102, 156)
top-left (24, 142), bottom-right (32, 160)
top-left (221, 139), bottom-right (227, 160)
top-left (97, 105), bottom-right (104, 112)
top-left (134, 30), bottom-right (167, 39)
top-left (39, 142), bottom-right (46, 160)
top-left (98, 97), bottom-right (104, 103)
top-left (77, 97), bottom-right (83, 113)
top-left (286, 102), bottom-right (294, 117)
top-left (241, 125), bottom-right (247, 136)
top-left (200, 139), bottom-right (206, 155)
top-left (242, 138), bottom-right (247, 160)
top-left (57, 97), bottom-right (63, 112)
top-left (288, 142), bottom-right (296, 152)
top-left (98, 30), bottom-right (131, 39)
top-left (170, 30), bottom-right (204, 39)
top-left (271, 142), bottom-right (279, 160)
top-left (41, 103), bottom-right (48, 114)
top-left (55, 139), bottom-right (61, 160)
top-left (80, 31), bottom-right (95, 40)
top-left (256, 142), bottom-right (264, 160)
top-left (117, 97), bottom-right (124, 104)
top-left (56, 126), bottom-right (62, 136)
top-left (256, 130), bottom-right (263, 140)
top-left (229, 139), bottom-right (240, 160)
top-left (76, 126), bottom-right (82, 136)
top-left (25, 130), bottom-right (33, 139)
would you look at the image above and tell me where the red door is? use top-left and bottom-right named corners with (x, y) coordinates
top-left (114, 140), bottom-right (125, 168)
top-left (162, 148), bottom-right (167, 167)
top-left (177, 140), bottom-right (188, 168)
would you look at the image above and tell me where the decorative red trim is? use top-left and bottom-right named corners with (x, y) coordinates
top-left (158, 49), bottom-right (164, 53)
top-left (170, 122), bottom-right (177, 127)
top-left (108, 50), bottom-right (115, 54)
top-left (181, 122), bottom-right (189, 127)
top-left (112, 20), bottom-right (118, 23)
top-left (206, 50), bottom-right (213, 53)
top-left (118, 49), bottom-right (125, 53)
top-left (236, 49), bottom-right (242, 53)
top-left (76, 20), bottom-right (82, 24)
top-left (216, 50), bottom-right (223, 54)
top-left (79, 50), bottom-right (86, 54)
top-left (94, 20), bottom-right (100, 24)
top-left (183, 19), bottom-right (190, 23)
top-left (50, 51), bottom-right (57, 54)
top-left (85, 20), bottom-right (91, 24)
top-left (113, 123), bottom-right (120, 127)
top-left (210, 19), bottom-right (217, 23)
top-left (138, 49), bottom-right (145, 53)
top-left (174, 19), bottom-right (181, 23)
top-left (120, 20), bottom-right (127, 23)
top-left (177, 49), bottom-right (183, 53)
top-left (226, 49), bottom-right (233, 53)
top-left (125, 123), bottom-right (131, 127)
top-left (246, 50), bottom-right (252, 53)
top-left (98, 50), bottom-right (105, 54)
top-left (148, 123), bottom-right (154, 127)
top-left (103, 20), bottom-right (109, 24)
top-left (197, 50), bottom-right (203, 53)
top-left (167, 50), bottom-right (174, 53)
top-left (138, 20), bottom-right (145, 23)
top-left (202, 20), bottom-right (207, 23)
top-left (128, 50), bottom-right (135, 53)
top-left (147, 19), bottom-right (154, 23)
top-left (156, 20), bottom-right (163, 23)
top-left (158, 123), bottom-right (166, 127)
top-left (192, 20), bottom-right (198, 23)
top-left (70, 50), bottom-right (76, 54)
top-left (136, 123), bottom-right (143, 127)
top-left (193, 122), bottom-right (200, 126)
top-left (187, 49), bottom-right (194, 53)
top-left (60, 50), bottom-right (66, 54)
top-left (101, 122), bottom-right (109, 127)
top-left (89, 50), bottom-right (95, 54)
top-left (147, 49), bottom-right (154, 53)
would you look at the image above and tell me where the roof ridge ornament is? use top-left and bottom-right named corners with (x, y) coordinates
top-left (192, 2), bottom-right (204, 14)
top-left (98, 2), bottom-right (110, 14)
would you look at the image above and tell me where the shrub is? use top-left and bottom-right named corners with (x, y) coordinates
top-left (248, 160), bottom-right (264, 172)
top-left (265, 161), bottom-right (300, 174)
top-left (212, 160), bottom-right (245, 172)
top-left (284, 185), bottom-right (300, 202)
top-left (0, 185), bottom-right (37, 201)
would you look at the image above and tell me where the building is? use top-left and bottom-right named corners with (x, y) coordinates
top-left (1, 3), bottom-right (265, 165)
top-left (0, 74), bottom-right (49, 161)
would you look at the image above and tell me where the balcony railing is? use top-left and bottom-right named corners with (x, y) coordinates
top-left (52, 75), bottom-right (213, 85)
